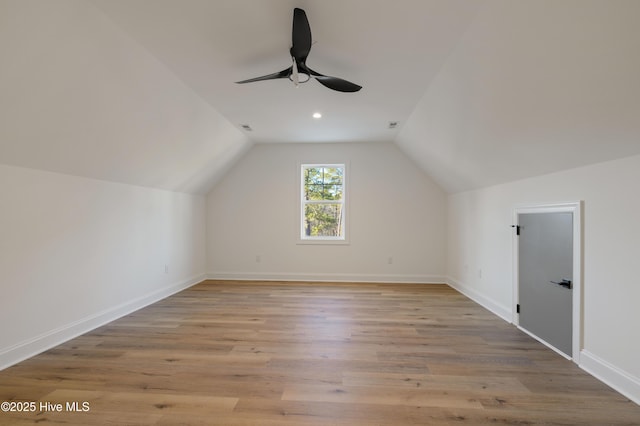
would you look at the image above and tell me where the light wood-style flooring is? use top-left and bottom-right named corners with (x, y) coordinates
top-left (1, 280), bottom-right (638, 425)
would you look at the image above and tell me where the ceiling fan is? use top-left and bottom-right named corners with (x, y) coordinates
top-left (236, 8), bottom-right (362, 93)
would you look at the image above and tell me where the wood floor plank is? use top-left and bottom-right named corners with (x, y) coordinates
top-left (0, 280), bottom-right (638, 425)
top-left (281, 383), bottom-right (485, 409)
top-left (341, 372), bottom-right (532, 394)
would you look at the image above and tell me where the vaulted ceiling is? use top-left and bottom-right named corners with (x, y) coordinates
top-left (1, 0), bottom-right (639, 194)
top-left (91, 0), bottom-right (481, 145)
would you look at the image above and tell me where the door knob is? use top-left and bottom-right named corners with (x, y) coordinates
top-left (550, 279), bottom-right (572, 289)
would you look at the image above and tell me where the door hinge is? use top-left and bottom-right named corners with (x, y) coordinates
top-left (511, 225), bottom-right (520, 235)
top-left (516, 304), bottom-right (520, 314)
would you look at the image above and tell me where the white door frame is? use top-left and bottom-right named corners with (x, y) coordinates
top-left (512, 201), bottom-right (583, 363)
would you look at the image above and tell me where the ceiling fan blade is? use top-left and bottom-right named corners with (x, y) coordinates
top-left (235, 67), bottom-right (292, 84)
top-left (291, 8), bottom-right (312, 61)
top-left (308, 68), bottom-right (362, 92)
top-left (315, 76), bottom-right (362, 92)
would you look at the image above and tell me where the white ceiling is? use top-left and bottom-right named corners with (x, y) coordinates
top-left (2, 0), bottom-right (639, 194)
top-left (91, 0), bottom-right (482, 144)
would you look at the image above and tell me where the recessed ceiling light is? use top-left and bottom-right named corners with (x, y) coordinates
top-left (312, 112), bottom-right (322, 119)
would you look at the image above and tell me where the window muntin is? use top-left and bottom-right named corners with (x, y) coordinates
top-left (300, 164), bottom-right (346, 241)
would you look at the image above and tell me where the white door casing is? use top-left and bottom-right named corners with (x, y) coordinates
top-left (512, 202), bottom-right (583, 362)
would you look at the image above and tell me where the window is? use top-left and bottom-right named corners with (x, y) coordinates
top-left (299, 163), bottom-right (347, 243)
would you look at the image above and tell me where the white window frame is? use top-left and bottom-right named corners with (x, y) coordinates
top-left (297, 162), bottom-right (349, 245)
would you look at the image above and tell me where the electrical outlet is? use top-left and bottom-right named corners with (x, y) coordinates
top-left (478, 269), bottom-right (482, 279)
top-left (387, 256), bottom-right (393, 265)
top-left (256, 255), bottom-right (261, 263)
top-left (164, 264), bottom-right (169, 274)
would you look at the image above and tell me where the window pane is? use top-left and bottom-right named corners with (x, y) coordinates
top-left (305, 168), bottom-right (324, 185)
top-left (304, 167), bottom-right (343, 201)
top-left (323, 168), bottom-right (343, 185)
top-left (326, 184), bottom-right (343, 200)
top-left (303, 204), bottom-right (344, 237)
top-left (305, 184), bottom-right (324, 200)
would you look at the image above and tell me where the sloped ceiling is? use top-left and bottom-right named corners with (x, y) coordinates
top-left (397, 0), bottom-right (640, 192)
top-left (0, 0), bottom-right (251, 194)
top-left (1, 0), bottom-right (639, 194)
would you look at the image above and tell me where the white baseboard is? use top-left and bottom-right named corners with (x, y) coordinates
top-left (207, 271), bottom-right (446, 284)
top-left (445, 276), bottom-right (512, 322)
top-left (580, 350), bottom-right (640, 405)
top-left (0, 274), bottom-right (206, 371)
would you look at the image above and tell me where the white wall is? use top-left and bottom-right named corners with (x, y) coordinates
top-left (207, 143), bottom-right (446, 282)
top-left (0, 165), bottom-right (206, 369)
top-left (447, 154), bottom-right (640, 403)
top-left (0, 0), bottom-right (244, 369)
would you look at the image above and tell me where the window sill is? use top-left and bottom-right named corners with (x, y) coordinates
top-left (296, 237), bottom-right (350, 245)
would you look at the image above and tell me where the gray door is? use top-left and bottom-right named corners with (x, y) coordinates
top-left (518, 212), bottom-right (573, 356)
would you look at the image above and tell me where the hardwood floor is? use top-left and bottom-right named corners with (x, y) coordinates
top-left (1, 280), bottom-right (638, 425)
